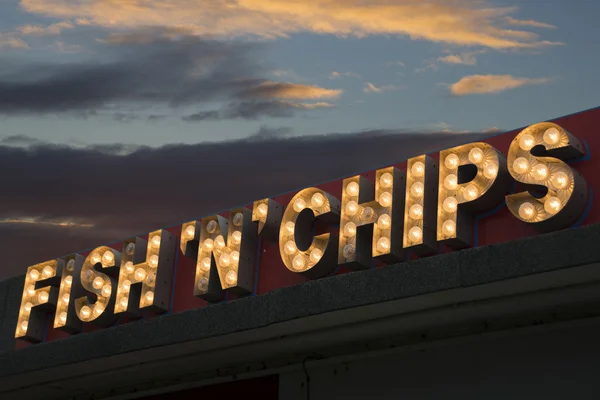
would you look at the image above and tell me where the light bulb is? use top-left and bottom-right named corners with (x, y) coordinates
top-left (92, 277), bottom-right (105, 290)
top-left (292, 255), bottom-right (306, 271)
top-left (311, 193), bottom-right (325, 207)
top-left (551, 171), bottom-right (569, 189)
top-left (543, 127), bottom-right (560, 145)
top-left (257, 203), bottom-right (268, 217)
top-left (59, 312), bottom-right (67, 324)
top-left (80, 305), bottom-right (91, 319)
top-left (64, 275), bottom-right (73, 285)
top-left (345, 200), bottom-right (359, 216)
top-left (121, 280), bottom-right (131, 292)
top-left (513, 157), bottom-right (530, 174)
top-left (411, 162), bottom-right (424, 178)
top-left (119, 296), bottom-right (128, 309)
top-left (29, 269), bottom-right (40, 281)
top-left (225, 270), bottom-right (238, 285)
top-left (203, 238), bottom-right (214, 251)
top-left (134, 268), bottom-right (146, 281)
top-left (149, 254), bottom-right (159, 268)
top-left (408, 226), bottom-right (422, 243)
top-left (285, 221), bottom-right (295, 234)
top-left (544, 197), bottom-right (562, 214)
top-left (66, 259), bottom-right (75, 271)
top-left (231, 251), bottom-right (240, 263)
top-left (231, 231), bottom-right (242, 244)
top-left (409, 204), bottom-right (423, 220)
top-left (346, 181), bottom-right (359, 196)
top-left (206, 220), bottom-right (218, 234)
top-left (519, 134), bottom-right (535, 150)
top-left (378, 214), bottom-right (391, 229)
top-left (42, 265), bottom-right (54, 278)
top-left (20, 321), bottom-right (28, 332)
top-left (102, 251), bottom-right (114, 265)
top-left (26, 285), bottom-right (35, 296)
top-left (214, 236), bottom-right (225, 249)
top-left (151, 235), bottom-right (161, 248)
top-left (200, 257), bottom-right (211, 271)
top-left (185, 225), bottom-right (195, 239)
top-left (484, 163), bottom-right (498, 179)
top-left (233, 212), bottom-right (244, 227)
top-left (531, 164), bottom-right (548, 181)
top-left (442, 220), bottom-right (456, 237)
top-left (83, 269), bottom-right (94, 282)
top-left (361, 206), bottom-right (375, 222)
top-left (220, 253), bottom-right (231, 267)
top-left (518, 202), bottom-right (536, 220)
top-left (380, 172), bottom-right (394, 188)
top-left (379, 192), bottom-right (393, 207)
top-left (410, 182), bottom-right (424, 198)
top-left (468, 148), bottom-right (484, 164)
top-left (197, 277), bottom-right (209, 291)
top-left (38, 291), bottom-right (49, 303)
top-left (124, 261), bottom-right (134, 274)
top-left (101, 285), bottom-right (111, 298)
top-left (293, 198), bottom-right (307, 212)
top-left (376, 237), bottom-right (391, 253)
top-left (444, 174), bottom-right (458, 191)
top-left (24, 302), bottom-right (33, 313)
top-left (343, 222), bottom-right (357, 237)
top-left (342, 244), bottom-right (355, 259)
top-left (62, 293), bottom-right (70, 304)
top-left (443, 197), bottom-right (458, 213)
top-left (464, 184), bottom-right (479, 201)
top-left (309, 248), bottom-right (323, 264)
top-left (444, 154), bottom-right (459, 169)
top-left (126, 242), bottom-right (136, 255)
top-left (91, 253), bottom-right (101, 264)
top-left (145, 291), bottom-right (154, 303)
top-left (93, 305), bottom-right (104, 317)
top-left (284, 240), bottom-right (297, 255)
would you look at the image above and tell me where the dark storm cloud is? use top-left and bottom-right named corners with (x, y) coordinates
top-left (0, 129), bottom-right (493, 280)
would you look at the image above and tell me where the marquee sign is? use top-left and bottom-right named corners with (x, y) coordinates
top-left (13, 113), bottom-right (599, 346)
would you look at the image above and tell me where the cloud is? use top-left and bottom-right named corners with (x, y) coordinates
top-left (384, 61), bottom-right (405, 68)
top-left (0, 34), bottom-right (28, 49)
top-left (438, 52), bottom-right (478, 66)
top-left (0, 128), bottom-right (490, 279)
top-left (505, 17), bottom-right (556, 29)
top-left (240, 81), bottom-right (342, 100)
top-left (363, 82), bottom-right (402, 93)
top-left (329, 71), bottom-right (360, 79)
top-left (181, 100), bottom-right (334, 121)
top-left (449, 74), bottom-right (550, 96)
top-left (20, 0), bottom-right (560, 49)
top-left (17, 21), bottom-right (74, 36)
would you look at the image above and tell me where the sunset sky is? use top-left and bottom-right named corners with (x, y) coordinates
top-left (0, 0), bottom-right (598, 277)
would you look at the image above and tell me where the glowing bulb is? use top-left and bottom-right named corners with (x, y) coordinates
top-left (233, 213), bottom-right (244, 227)
top-left (380, 172), bottom-right (394, 187)
top-left (551, 171), bottom-right (569, 189)
top-left (92, 277), bottom-right (104, 290)
top-left (285, 221), bottom-right (295, 234)
top-left (66, 259), bottom-right (75, 271)
top-left (42, 265), bottom-right (54, 278)
top-left (343, 244), bottom-right (355, 259)
top-left (444, 174), bottom-right (458, 191)
top-left (443, 197), bottom-right (458, 213)
top-left (29, 269), bottom-right (40, 281)
top-left (442, 220), bottom-right (456, 237)
top-left (38, 291), bottom-right (49, 303)
top-left (513, 157), bottom-right (530, 174)
top-left (345, 200), bottom-right (359, 216)
top-left (102, 251), bottom-right (114, 265)
top-left (121, 280), bottom-right (131, 292)
top-left (145, 291), bottom-right (154, 303)
top-left (59, 312), bottom-right (67, 324)
top-left (62, 293), bottom-right (70, 304)
top-left (343, 222), bottom-right (357, 237)
top-left (124, 261), bottom-right (134, 274)
top-left (484, 163), bottom-right (498, 179)
top-left (409, 204), bottom-right (423, 220)
top-left (544, 197), bottom-right (562, 214)
top-left (444, 154), bottom-right (459, 169)
top-left (257, 203), bottom-right (268, 217)
top-left (309, 248), bottom-right (323, 264)
top-left (361, 206), bottom-right (375, 222)
top-left (468, 148), bottom-right (484, 164)
top-left (410, 162), bottom-right (424, 178)
top-left (311, 193), bottom-right (325, 207)
top-left (64, 275), bottom-right (73, 285)
top-left (284, 240), bottom-right (297, 255)
top-left (292, 255), bottom-right (306, 271)
top-left (26, 285), bottom-right (35, 296)
top-left (101, 285), bottom-right (111, 298)
top-left (197, 277), bottom-right (209, 291)
top-left (93, 305), bottom-right (104, 317)
top-left (149, 254), bottom-right (159, 268)
top-left (220, 253), bottom-right (231, 267)
top-left (134, 268), bottom-right (146, 281)
top-left (185, 225), bottom-right (195, 239)
top-left (518, 202), bottom-right (536, 220)
top-left (519, 134), bottom-right (535, 150)
top-left (80, 306), bottom-right (92, 319)
top-left (214, 236), bottom-right (225, 249)
top-left (91, 253), bottom-right (101, 264)
top-left (203, 238), bottom-right (214, 251)
top-left (231, 230), bottom-right (242, 244)
top-left (379, 192), bottom-right (393, 207)
top-left (543, 127), bottom-right (560, 145)
top-left (225, 270), bottom-right (237, 285)
top-left (200, 257), bottom-right (211, 271)
top-left (293, 198), bottom-right (307, 212)
top-left (408, 226), bottom-right (422, 243)
top-left (126, 242), bottom-right (136, 255)
top-left (410, 182), bottom-right (424, 198)
top-left (20, 321), bottom-right (28, 332)
top-left (119, 297), bottom-right (128, 309)
top-left (24, 302), bottom-right (33, 313)
top-left (464, 184), bottom-right (479, 201)
top-left (346, 182), bottom-right (359, 196)
top-left (378, 214), bottom-right (391, 229)
top-left (531, 164), bottom-right (549, 181)
top-left (231, 251), bottom-right (239, 263)
top-left (151, 235), bottom-right (161, 248)
top-left (206, 220), bottom-right (218, 234)
top-left (376, 237), bottom-right (391, 253)
top-left (83, 269), bottom-right (94, 282)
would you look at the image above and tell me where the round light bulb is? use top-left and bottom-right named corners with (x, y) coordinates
top-left (464, 184), bottom-right (479, 201)
top-left (231, 251), bottom-right (240, 263)
top-left (343, 222), bottom-right (357, 237)
top-left (66, 259), bottom-right (75, 271)
top-left (483, 163), bottom-right (498, 179)
top-left (90, 253), bottom-right (101, 264)
top-left (551, 171), bottom-right (569, 189)
top-left (80, 305), bottom-right (92, 319)
top-left (101, 285), bottom-right (111, 298)
top-left (544, 197), bottom-right (562, 214)
top-left (257, 203), bottom-right (268, 217)
top-left (346, 181), bottom-right (359, 196)
top-left (29, 269), bottom-right (40, 281)
top-left (38, 291), bottom-right (49, 303)
top-left (214, 236), bottom-right (225, 249)
top-left (468, 148), bottom-right (484, 164)
top-left (232, 231), bottom-right (242, 244)
top-left (543, 127), bottom-right (560, 145)
top-left (309, 248), bottom-right (323, 264)
top-left (145, 291), bottom-right (154, 303)
top-left (409, 204), bottom-right (423, 220)
top-left (219, 253), bottom-right (231, 267)
top-left (361, 206), bottom-right (375, 222)
top-left (64, 275), bottom-right (73, 285)
top-left (444, 154), bottom-right (459, 169)
top-left (513, 157), bottom-right (530, 174)
top-left (377, 214), bottom-right (391, 229)
top-left (200, 257), bottom-right (211, 271)
top-left (203, 238), bottom-right (214, 251)
top-left (92, 277), bottom-right (105, 290)
top-left (62, 293), bottom-right (70, 304)
top-left (233, 212), bottom-right (244, 227)
top-left (342, 244), bottom-right (355, 259)
top-left (380, 172), bottom-right (394, 188)
top-left (293, 198), bottom-right (307, 212)
top-left (197, 277), bottom-right (208, 291)
top-left (410, 182), bottom-right (424, 198)
top-left (284, 240), bottom-right (297, 255)
top-left (345, 200), bottom-right (359, 216)
top-left (149, 254), bottom-right (159, 268)
top-left (206, 220), bottom-right (218, 234)
top-left (24, 302), bottom-right (33, 313)
top-left (519, 134), bottom-right (535, 150)
top-left (42, 265), bottom-right (54, 278)
top-left (411, 162), bottom-right (425, 178)
top-left (26, 285), bottom-right (35, 296)
top-left (518, 202), bottom-right (536, 220)
top-left (119, 296), bottom-right (129, 308)
top-left (121, 280), bottom-right (131, 292)
top-left (93, 304), bottom-right (104, 317)
top-left (59, 312), bottom-right (67, 324)
top-left (408, 226), bottom-right (422, 243)
top-left (444, 174), bottom-right (458, 191)
top-left (292, 255), bottom-right (306, 271)
top-left (285, 221), bottom-right (295, 234)
top-left (83, 269), bottom-right (94, 282)
top-left (379, 192), bottom-right (393, 207)
top-left (376, 237), bottom-right (391, 253)
top-left (225, 271), bottom-right (237, 285)
top-left (102, 251), bottom-right (114, 265)
top-left (125, 242), bottom-right (136, 255)
top-left (443, 197), bottom-right (458, 213)
top-left (185, 225), bottom-right (195, 239)
top-left (442, 220), bottom-right (456, 237)
top-left (134, 268), bottom-right (146, 281)
top-left (124, 261), bottom-right (134, 274)
top-left (151, 235), bottom-right (161, 248)
top-left (311, 193), bottom-right (325, 208)
top-left (531, 164), bottom-right (549, 181)
top-left (20, 321), bottom-right (28, 332)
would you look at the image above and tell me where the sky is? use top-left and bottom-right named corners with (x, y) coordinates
top-left (0, 0), bottom-right (599, 278)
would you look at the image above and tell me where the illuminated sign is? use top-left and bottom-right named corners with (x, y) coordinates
top-left (13, 120), bottom-right (594, 344)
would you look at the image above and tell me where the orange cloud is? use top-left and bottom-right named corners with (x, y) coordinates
top-left (245, 81), bottom-right (342, 100)
top-left (0, 35), bottom-right (28, 49)
top-left (19, 0), bottom-right (560, 49)
top-left (438, 52), bottom-right (478, 65)
top-left (364, 82), bottom-right (402, 93)
top-left (449, 74), bottom-right (550, 95)
top-left (18, 21), bottom-right (74, 35)
top-left (505, 16), bottom-right (556, 29)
